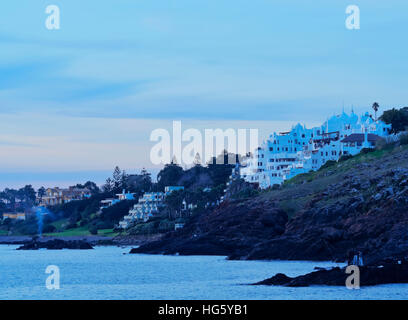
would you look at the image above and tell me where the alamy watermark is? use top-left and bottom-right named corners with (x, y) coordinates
top-left (345, 265), bottom-right (360, 289)
top-left (150, 121), bottom-right (259, 166)
top-left (345, 5), bottom-right (360, 30)
top-left (43, 4), bottom-right (359, 32)
top-left (45, 5), bottom-right (60, 30)
top-left (45, 265), bottom-right (60, 290)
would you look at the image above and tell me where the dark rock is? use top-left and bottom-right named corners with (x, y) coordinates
top-left (254, 262), bottom-right (408, 287)
top-left (16, 238), bottom-right (93, 250)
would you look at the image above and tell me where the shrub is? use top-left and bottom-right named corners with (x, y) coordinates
top-left (319, 160), bottom-right (336, 170)
top-left (79, 219), bottom-right (89, 227)
top-left (42, 224), bottom-right (56, 233)
top-left (65, 222), bottom-right (78, 230)
top-left (400, 132), bottom-right (408, 145)
top-left (361, 148), bottom-right (374, 154)
top-left (339, 154), bottom-right (353, 162)
top-left (89, 225), bottom-right (98, 235)
top-left (158, 220), bottom-right (175, 232)
top-left (96, 220), bottom-right (114, 229)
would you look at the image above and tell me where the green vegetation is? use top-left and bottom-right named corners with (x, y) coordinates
top-left (0, 150), bottom-right (236, 237)
top-left (260, 140), bottom-right (408, 220)
top-left (380, 106), bottom-right (408, 134)
top-left (42, 226), bottom-right (119, 237)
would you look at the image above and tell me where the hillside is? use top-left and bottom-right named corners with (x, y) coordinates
top-left (133, 144), bottom-right (408, 265)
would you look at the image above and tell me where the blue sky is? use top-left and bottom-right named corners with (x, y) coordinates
top-left (0, 0), bottom-right (407, 188)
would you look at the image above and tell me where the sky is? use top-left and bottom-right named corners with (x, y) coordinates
top-left (0, 0), bottom-right (407, 188)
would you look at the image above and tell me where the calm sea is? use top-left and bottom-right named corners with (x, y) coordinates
top-left (0, 245), bottom-right (406, 300)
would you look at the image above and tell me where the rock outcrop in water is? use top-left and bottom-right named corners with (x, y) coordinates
top-left (254, 260), bottom-right (408, 287)
top-left (16, 238), bottom-right (93, 250)
top-left (132, 147), bottom-right (408, 266)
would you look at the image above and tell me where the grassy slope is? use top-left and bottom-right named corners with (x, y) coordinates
top-left (257, 144), bottom-right (408, 219)
top-left (44, 220), bottom-right (119, 237)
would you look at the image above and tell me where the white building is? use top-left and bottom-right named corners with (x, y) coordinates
top-left (240, 111), bottom-right (392, 189)
top-left (118, 186), bottom-right (186, 229)
top-left (99, 189), bottom-right (136, 212)
top-left (119, 192), bottom-right (165, 229)
top-left (164, 186), bottom-right (184, 195)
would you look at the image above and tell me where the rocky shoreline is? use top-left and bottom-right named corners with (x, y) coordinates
top-left (16, 238), bottom-right (93, 250)
top-left (254, 260), bottom-right (408, 287)
top-left (0, 235), bottom-right (110, 245)
top-left (132, 148), bottom-right (408, 267)
top-left (0, 233), bottom-right (162, 247)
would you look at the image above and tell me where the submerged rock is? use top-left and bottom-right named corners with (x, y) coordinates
top-left (16, 238), bottom-right (93, 250)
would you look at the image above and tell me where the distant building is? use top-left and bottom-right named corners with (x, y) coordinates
top-left (39, 187), bottom-right (91, 206)
top-left (240, 111), bottom-right (392, 189)
top-left (2, 213), bottom-right (26, 221)
top-left (99, 190), bottom-right (136, 212)
top-left (116, 189), bottom-right (136, 201)
top-left (119, 192), bottom-right (165, 228)
top-left (174, 223), bottom-right (185, 231)
top-left (165, 186), bottom-right (184, 195)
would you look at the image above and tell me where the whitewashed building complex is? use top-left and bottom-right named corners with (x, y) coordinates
top-left (118, 186), bottom-right (185, 229)
top-left (240, 111), bottom-right (392, 188)
top-left (119, 192), bottom-right (165, 228)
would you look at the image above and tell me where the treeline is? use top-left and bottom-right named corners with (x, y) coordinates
top-left (38, 152), bottom-right (237, 234)
top-left (380, 106), bottom-right (408, 134)
top-left (0, 185), bottom-right (36, 214)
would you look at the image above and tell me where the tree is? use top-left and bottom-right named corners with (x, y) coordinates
top-left (380, 107), bottom-right (408, 134)
top-left (157, 162), bottom-right (183, 191)
top-left (372, 102), bottom-right (380, 121)
top-left (38, 187), bottom-right (46, 201)
top-left (120, 170), bottom-right (128, 190)
top-left (100, 199), bottom-right (137, 224)
top-left (112, 166), bottom-right (122, 190)
top-left (193, 153), bottom-right (202, 166)
top-left (83, 181), bottom-right (100, 194)
top-left (103, 178), bottom-right (114, 193)
top-left (2, 188), bottom-right (18, 211)
top-left (164, 190), bottom-right (184, 219)
top-left (18, 185), bottom-right (36, 204)
top-left (139, 168), bottom-right (152, 192)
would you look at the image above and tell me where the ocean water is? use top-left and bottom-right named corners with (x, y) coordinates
top-left (0, 245), bottom-right (406, 300)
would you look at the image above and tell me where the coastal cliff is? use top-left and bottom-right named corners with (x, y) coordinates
top-left (132, 145), bottom-right (408, 265)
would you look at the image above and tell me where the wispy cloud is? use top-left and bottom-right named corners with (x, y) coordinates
top-left (0, 0), bottom-right (407, 186)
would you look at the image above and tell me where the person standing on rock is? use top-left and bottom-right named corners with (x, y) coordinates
top-left (358, 251), bottom-right (364, 266)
